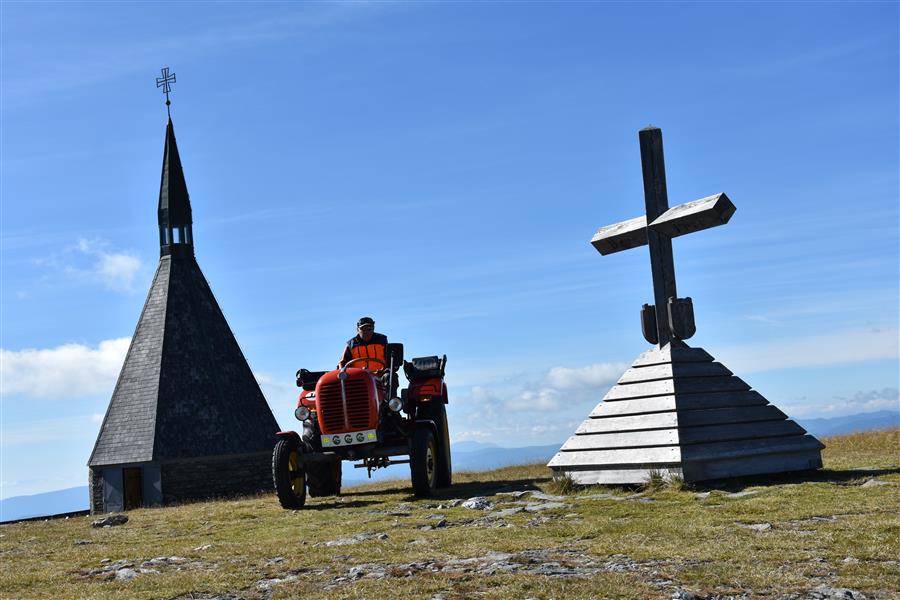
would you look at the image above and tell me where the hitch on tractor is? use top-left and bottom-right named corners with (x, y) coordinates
top-left (355, 456), bottom-right (411, 478)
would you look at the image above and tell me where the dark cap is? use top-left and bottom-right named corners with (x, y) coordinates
top-left (357, 316), bottom-right (375, 328)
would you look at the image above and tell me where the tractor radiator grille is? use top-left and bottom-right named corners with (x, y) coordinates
top-left (318, 379), bottom-right (373, 432)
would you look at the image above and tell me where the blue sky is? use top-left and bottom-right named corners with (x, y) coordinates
top-left (1, 1), bottom-right (897, 499)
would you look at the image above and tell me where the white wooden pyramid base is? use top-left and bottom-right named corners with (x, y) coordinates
top-left (548, 343), bottom-right (824, 484)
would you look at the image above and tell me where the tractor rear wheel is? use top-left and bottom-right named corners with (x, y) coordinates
top-left (410, 427), bottom-right (437, 497)
top-left (272, 439), bottom-right (306, 509)
top-left (306, 455), bottom-right (342, 497)
top-left (418, 402), bottom-right (452, 488)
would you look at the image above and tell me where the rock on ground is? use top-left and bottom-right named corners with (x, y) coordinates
top-left (91, 514), bottom-right (128, 528)
top-left (804, 586), bottom-right (868, 600)
top-left (319, 532), bottom-right (389, 547)
top-left (860, 479), bottom-right (892, 488)
top-left (461, 497), bottom-right (495, 510)
top-left (523, 501), bottom-right (572, 512)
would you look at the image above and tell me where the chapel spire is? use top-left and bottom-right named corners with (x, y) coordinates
top-left (157, 116), bottom-right (194, 255)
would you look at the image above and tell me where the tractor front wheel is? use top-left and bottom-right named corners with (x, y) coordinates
top-left (410, 427), bottom-right (437, 497)
top-left (272, 439), bottom-right (306, 509)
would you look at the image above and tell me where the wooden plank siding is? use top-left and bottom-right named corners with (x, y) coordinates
top-left (562, 420), bottom-right (803, 452)
top-left (561, 428), bottom-right (680, 451)
top-left (564, 466), bottom-right (684, 485)
top-left (631, 345), bottom-right (713, 367)
top-left (576, 412), bottom-right (678, 434)
top-left (678, 419), bottom-right (805, 444)
top-left (617, 361), bottom-right (733, 384)
top-left (681, 449), bottom-right (824, 481)
top-left (589, 391), bottom-right (769, 418)
top-left (549, 343), bottom-right (824, 483)
top-left (548, 445), bottom-right (681, 467)
top-left (603, 376), bottom-right (751, 400)
top-left (589, 395), bottom-right (678, 417)
top-left (679, 435), bottom-right (824, 463)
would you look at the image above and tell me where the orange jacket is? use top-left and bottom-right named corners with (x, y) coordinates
top-left (339, 333), bottom-right (388, 370)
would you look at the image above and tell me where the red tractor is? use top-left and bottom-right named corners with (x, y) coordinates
top-left (272, 344), bottom-right (452, 508)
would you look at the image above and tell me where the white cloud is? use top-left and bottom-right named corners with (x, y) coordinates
top-left (449, 416), bottom-right (584, 447)
top-left (717, 327), bottom-right (899, 373)
top-left (455, 361), bottom-right (625, 415)
top-left (254, 371), bottom-right (296, 404)
top-left (745, 314), bottom-right (780, 325)
top-left (467, 385), bottom-right (499, 407)
top-left (544, 363), bottom-right (626, 391)
top-left (820, 387), bottom-right (900, 415)
top-left (69, 238), bottom-right (142, 292)
top-left (502, 361), bottom-right (625, 412)
top-left (0, 338), bottom-right (131, 399)
top-left (504, 388), bottom-right (562, 411)
top-left (36, 238), bottom-right (143, 293)
top-left (842, 387), bottom-right (899, 406)
top-left (786, 388), bottom-right (900, 418)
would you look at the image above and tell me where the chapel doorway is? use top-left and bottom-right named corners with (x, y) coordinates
top-left (123, 467), bottom-right (143, 510)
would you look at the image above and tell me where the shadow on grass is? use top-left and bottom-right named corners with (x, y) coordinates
top-left (344, 476), bottom-right (552, 501)
top-left (688, 467), bottom-right (900, 493)
top-left (425, 476), bottom-right (553, 501)
top-left (301, 499), bottom-right (380, 510)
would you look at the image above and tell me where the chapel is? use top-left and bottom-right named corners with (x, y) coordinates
top-left (87, 117), bottom-right (280, 513)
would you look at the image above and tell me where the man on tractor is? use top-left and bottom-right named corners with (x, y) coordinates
top-left (272, 316), bottom-right (453, 508)
top-left (338, 316), bottom-right (388, 371)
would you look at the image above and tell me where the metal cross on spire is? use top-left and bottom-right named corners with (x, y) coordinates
top-left (591, 127), bottom-right (737, 347)
top-left (156, 67), bottom-right (176, 118)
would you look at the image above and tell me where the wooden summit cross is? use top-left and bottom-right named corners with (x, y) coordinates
top-left (548, 126), bottom-right (824, 484)
top-left (592, 127), bottom-right (736, 347)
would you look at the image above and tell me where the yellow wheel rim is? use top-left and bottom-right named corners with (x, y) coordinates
top-left (288, 451), bottom-right (305, 496)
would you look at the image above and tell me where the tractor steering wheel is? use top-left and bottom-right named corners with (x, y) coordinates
top-left (344, 357), bottom-right (386, 370)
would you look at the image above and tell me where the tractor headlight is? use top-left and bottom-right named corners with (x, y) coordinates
top-left (388, 397), bottom-right (403, 412)
top-left (294, 406), bottom-right (311, 421)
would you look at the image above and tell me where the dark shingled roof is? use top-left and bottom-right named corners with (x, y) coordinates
top-left (88, 260), bottom-right (168, 465)
top-left (158, 117), bottom-right (192, 229)
top-left (89, 118), bottom-right (279, 467)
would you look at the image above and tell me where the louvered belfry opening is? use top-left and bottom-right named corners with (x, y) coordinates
top-left (157, 117), bottom-right (194, 256)
top-left (87, 117), bottom-right (280, 513)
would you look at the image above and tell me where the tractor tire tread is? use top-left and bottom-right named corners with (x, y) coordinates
top-left (418, 402), bottom-right (452, 488)
top-left (272, 439), bottom-right (306, 509)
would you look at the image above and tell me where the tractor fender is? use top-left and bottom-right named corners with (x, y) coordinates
top-left (275, 430), bottom-right (302, 443)
top-left (275, 431), bottom-right (320, 461)
top-left (413, 419), bottom-right (438, 438)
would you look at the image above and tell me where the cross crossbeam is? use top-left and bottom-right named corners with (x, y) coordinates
top-left (591, 193), bottom-right (735, 256)
top-left (592, 128), bottom-right (736, 346)
top-left (156, 67), bottom-right (177, 118)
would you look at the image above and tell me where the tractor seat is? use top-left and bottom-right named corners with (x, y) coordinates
top-left (296, 368), bottom-right (327, 391)
top-left (404, 355), bottom-right (445, 381)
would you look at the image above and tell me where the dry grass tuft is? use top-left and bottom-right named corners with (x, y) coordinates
top-left (546, 473), bottom-right (578, 495)
top-left (642, 468), bottom-right (668, 492)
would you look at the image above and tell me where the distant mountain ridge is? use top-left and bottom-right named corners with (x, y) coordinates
top-left (0, 486), bottom-right (89, 523)
top-left (3, 409), bottom-right (897, 522)
top-left (797, 409), bottom-right (898, 438)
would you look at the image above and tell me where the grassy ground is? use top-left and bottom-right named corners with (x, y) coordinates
top-left (1, 429), bottom-right (898, 600)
